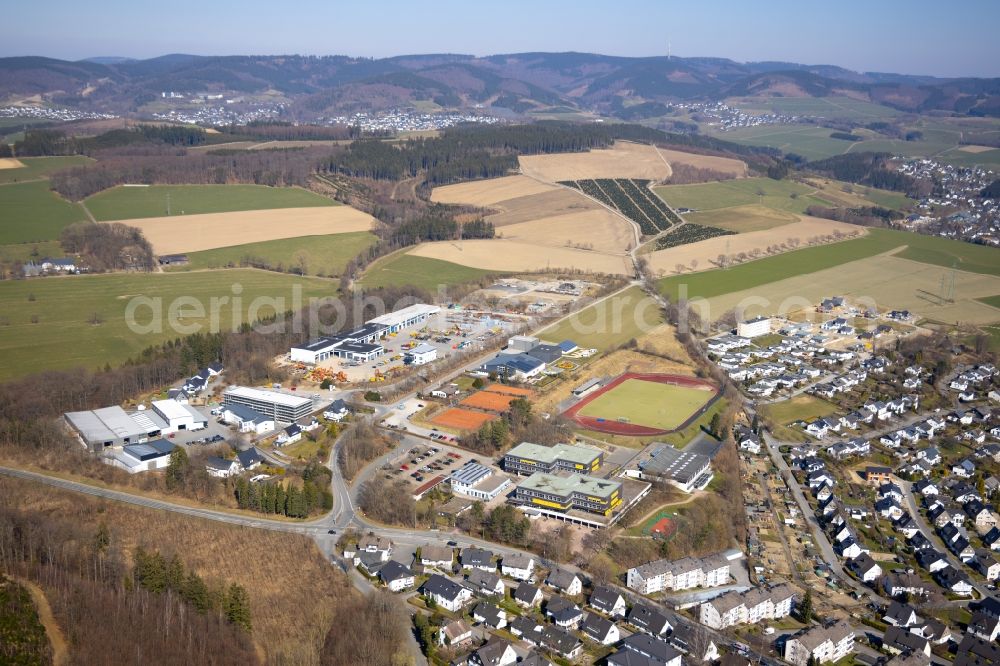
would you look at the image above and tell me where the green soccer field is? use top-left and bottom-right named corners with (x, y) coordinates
top-left (577, 379), bottom-right (715, 430)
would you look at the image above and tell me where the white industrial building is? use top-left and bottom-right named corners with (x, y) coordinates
top-left (106, 439), bottom-right (176, 474)
top-left (151, 399), bottom-right (207, 432)
top-left (737, 316), bottom-right (771, 338)
top-left (222, 386), bottom-right (313, 423)
top-left (405, 343), bottom-right (438, 365)
top-left (289, 303), bottom-right (440, 365)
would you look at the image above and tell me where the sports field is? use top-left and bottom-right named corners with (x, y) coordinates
top-left (431, 408), bottom-right (497, 431)
top-left (538, 286), bottom-right (664, 351)
top-left (85, 184), bottom-right (337, 221)
top-left (459, 391), bottom-right (518, 412)
top-left (358, 253), bottom-right (503, 291)
top-left (0, 270), bottom-right (336, 380)
top-left (171, 231), bottom-right (377, 276)
top-left (0, 155), bottom-right (94, 184)
top-left (565, 373), bottom-right (718, 436)
top-left (0, 180), bottom-right (89, 243)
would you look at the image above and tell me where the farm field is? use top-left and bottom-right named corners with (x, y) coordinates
top-left (358, 253), bottom-right (502, 291)
top-left (699, 254), bottom-right (1000, 325)
top-left (683, 205), bottom-right (799, 233)
top-left (0, 270), bottom-right (336, 379)
top-left (654, 177), bottom-right (829, 214)
top-left (118, 206), bottom-right (375, 255)
top-left (518, 141), bottom-right (671, 182)
top-left (0, 240), bottom-right (62, 265)
top-left (0, 158), bottom-right (23, 169)
top-left (0, 180), bottom-right (89, 244)
top-left (430, 175), bottom-right (558, 206)
top-left (845, 128), bottom-right (962, 159)
top-left (85, 184), bottom-right (337, 221)
top-left (0, 155), bottom-right (93, 184)
top-left (496, 209), bottom-right (633, 254)
top-left (731, 96), bottom-right (901, 120)
top-left (659, 228), bottom-right (1000, 306)
top-left (646, 216), bottom-right (863, 277)
top-left (705, 125), bottom-right (855, 161)
top-left (407, 239), bottom-right (631, 275)
top-left (538, 286), bottom-right (664, 351)
top-left (170, 231), bottom-right (377, 276)
top-left (487, 189), bottom-right (599, 227)
top-left (978, 295), bottom-right (1000, 309)
top-left (576, 377), bottom-right (716, 431)
top-left (935, 145), bottom-right (1000, 170)
top-left (656, 148), bottom-right (746, 177)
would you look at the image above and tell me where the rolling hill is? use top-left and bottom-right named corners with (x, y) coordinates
top-left (1, 52), bottom-right (998, 118)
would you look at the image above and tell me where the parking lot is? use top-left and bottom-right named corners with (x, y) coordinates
top-left (381, 441), bottom-right (473, 491)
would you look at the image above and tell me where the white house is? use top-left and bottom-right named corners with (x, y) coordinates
top-left (205, 456), bottom-right (241, 478)
top-left (546, 568), bottom-right (582, 596)
top-left (378, 561), bottom-right (415, 592)
top-left (422, 574), bottom-right (473, 612)
top-left (501, 553), bottom-right (535, 581)
top-left (323, 399), bottom-right (349, 422)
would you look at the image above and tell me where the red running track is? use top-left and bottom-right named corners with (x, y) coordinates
top-left (562, 372), bottom-right (719, 436)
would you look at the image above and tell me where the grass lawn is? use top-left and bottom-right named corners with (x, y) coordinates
top-left (0, 270), bottom-right (336, 380)
top-left (0, 240), bottom-right (63, 264)
top-left (705, 125), bottom-right (857, 161)
top-left (358, 252), bottom-right (502, 292)
top-left (538, 285), bottom-right (663, 351)
top-left (659, 228), bottom-right (1000, 301)
top-left (276, 438), bottom-right (322, 461)
top-left (85, 184), bottom-right (338, 221)
top-left (0, 155), bottom-right (94, 184)
top-left (578, 378), bottom-right (715, 431)
top-left (0, 180), bottom-right (89, 243)
top-left (762, 395), bottom-right (839, 425)
top-left (169, 231), bottom-right (377, 277)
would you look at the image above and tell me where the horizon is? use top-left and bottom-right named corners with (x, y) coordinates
top-left (10, 50), bottom-right (993, 82)
top-left (3, 0), bottom-right (999, 78)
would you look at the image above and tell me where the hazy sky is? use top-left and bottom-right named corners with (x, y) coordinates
top-left (6, 0), bottom-right (999, 77)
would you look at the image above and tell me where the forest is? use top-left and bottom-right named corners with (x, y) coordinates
top-left (805, 152), bottom-right (924, 196)
top-left (59, 221), bottom-right (155, 272)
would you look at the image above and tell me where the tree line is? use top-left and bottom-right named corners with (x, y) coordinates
top-left (806, 152), bottom-right (924, 196)
top-left (59, 221), bottom-right (155, 272)
top-left (233, 474), bottom-right (331, 518)
top-left (132, 545), bottom-right (252, 631)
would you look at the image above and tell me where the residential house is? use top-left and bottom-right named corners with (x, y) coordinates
top-left (421, 574), bottom-right (473, 612)
top-left (848, 554), bottom-right (882, 583)
top-left (473, 602), bottom-right (507, 630)
top-left (611, 634), bottom-right (682, 666)
top-left (205, 456), bottom-right (240, 478)
top-left (883, 602), bottom-right (921, 627)
top-left (545, 595), bottom-right (583, 629)
top-left (783, 621), bottom-right (856, 666)
top-left (468, 638), bottom-right (517, 666)
top-left (546, 568), bottom-right (582, 596)
top-left (467, 569), bottom-right (505, 597)
top-left (589, 585), bottom-right (626, 618)
top-left (668, 623), bottom-right (719, 662)
top-left (460, 547), bottom-right (494, 572)
top-left (626, 602), bottom-right (672, 636)
top-left (377, 560), bottom-right (415, 592)
top-left (580, 612), bottom-right (619, 645)
top-left (500, 552), bottom-right (535, 581)
top-left (882, 625), bottom-right (930, 658)
top-left (322, 399), bottom-right (349, 422)
top-left (512, 582), bottom-right (542, 609)
top-left (934, 566), bottom-right (973, 596)
top-left (969, 612), bottom-right (1000, 642)
top-left (437, 618), bottom-right (474, 647)
top-left (419, 544), bottom-right (453, 569)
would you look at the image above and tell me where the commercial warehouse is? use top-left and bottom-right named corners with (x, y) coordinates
top-left (633, 444), bottom-right (713, 493)
top-left (65, 406), bottom-right (151, 450)
top-left (222, 386), bottom-right (313, 423)
top-left (151, 399), bottom-right (207, 432)
top-left (503, 441), bottom-right (603, 476)
top-left (106, 439), bottom-right (176, 474)
top-left (289, 303), bottom-right (441, 364)
top-left (510, 472), bottom-right (622, 517)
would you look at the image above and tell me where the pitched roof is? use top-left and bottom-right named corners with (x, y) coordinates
top-left (377, 560), bottom-right (413, 583)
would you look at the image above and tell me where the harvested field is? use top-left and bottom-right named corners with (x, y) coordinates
top-left (407, 239), bottom-right (631, 275)
top-left (487, 189), bottom-right (599, 227)
top-left (684, 204), bottom-right (798, 233)
top-left (700, 253), bottom-right (1000, 325)
top-left (958, 144), bottom-right (996, 153)
top-left (119, 206), bottom-right (376, 254)
top-left (459, 391), bottom-right (518, 412)
top-left (496, 209), bottom-right (633, 254)
top-left (646, 216), bottom-right (864, 276)
top-left (658, 148), bottom-right (746, 177)
top-left (431, 175), bottom-right (558, 206)
top-left (432, 407), bottom-right (497, 430)
top-left (0, 157), bottom-right (24, 169)
top-left (518, 141), bottom-right (671, 182)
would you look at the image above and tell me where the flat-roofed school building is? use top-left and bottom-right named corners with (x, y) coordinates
top-left (222, 386), bottom-right (313, 423)
top-left (511, 472), bottom-right (622, 516)
top-left (503, 442), bottom-right (603, 476)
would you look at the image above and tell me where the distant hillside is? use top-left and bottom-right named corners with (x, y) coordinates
top-left (1, 52), bottom-right (998, 118)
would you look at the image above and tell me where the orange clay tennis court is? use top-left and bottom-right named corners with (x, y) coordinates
top-left (459, 391), bottom-right (518, 412)
top-left (432, 408), bottom-right (497, 430)
top-left (484, 384), bottom-right (534, 397)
